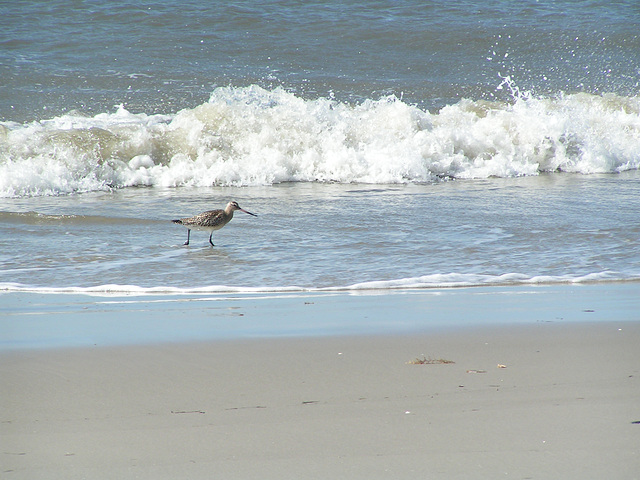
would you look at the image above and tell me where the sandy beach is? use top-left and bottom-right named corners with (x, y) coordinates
top-left (2, 318), bottom-right (639, 479)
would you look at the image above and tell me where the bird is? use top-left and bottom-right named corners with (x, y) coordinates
top-left (172, 201), bottom-right (257, 246)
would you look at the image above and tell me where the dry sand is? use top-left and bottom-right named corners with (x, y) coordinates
top-left (2, 321), bottom-right (639, 479)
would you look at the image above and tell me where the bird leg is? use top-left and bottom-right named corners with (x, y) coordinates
top-left (184, 229), bottom-right (191, 246)
top-left (209, 233), bottom-right (215, 246)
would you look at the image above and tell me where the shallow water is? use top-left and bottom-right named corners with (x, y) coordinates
top-left (1, 173), bottom-right (639, 292)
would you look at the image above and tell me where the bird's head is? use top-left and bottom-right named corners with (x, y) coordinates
top-left (228, 201), bottom-right (257, 216)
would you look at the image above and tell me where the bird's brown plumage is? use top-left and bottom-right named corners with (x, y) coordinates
top-left (172, 201), bottom-right (256, 246)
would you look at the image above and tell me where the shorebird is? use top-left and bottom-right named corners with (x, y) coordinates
top-left (172, 201), bottom-right (257, 246)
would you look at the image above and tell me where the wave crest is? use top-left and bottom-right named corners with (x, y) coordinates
top-left (2, 85), bottom-right (639, 197)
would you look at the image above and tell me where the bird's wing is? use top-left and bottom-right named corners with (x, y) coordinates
top-left (187, 209), bottom-right (225, 227)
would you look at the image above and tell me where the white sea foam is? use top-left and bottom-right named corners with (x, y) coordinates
top-left (1, 271), bottom-right (636, 295)
top-left (1, 85), bottom-right (639, 197)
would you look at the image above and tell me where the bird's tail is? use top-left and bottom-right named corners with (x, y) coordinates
top-left (172, 219), bottom-right (183, 225)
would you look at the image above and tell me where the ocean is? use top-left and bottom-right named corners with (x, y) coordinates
top-left (1, 1), bottom-right (639, 299)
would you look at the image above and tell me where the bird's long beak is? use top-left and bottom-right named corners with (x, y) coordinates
top-left (240, 208), bottom-right (257, 216)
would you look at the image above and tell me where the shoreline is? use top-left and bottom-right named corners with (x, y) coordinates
top-left (2, 282), bottom-right (639, 351)
top-left (2, 283), bottom-right (639, 477)
top-left (2, 321), bottom-right (639, 479)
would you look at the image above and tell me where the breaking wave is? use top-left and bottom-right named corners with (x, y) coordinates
top-left (2, 84), bottom-right (639, 197)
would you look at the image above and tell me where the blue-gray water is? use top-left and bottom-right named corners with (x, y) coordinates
top-left (2, 0), bottom-right (639, 123)
top-left (1, 175), bottom-right (639, 292)
top-left (1, 0), bottom-right (639, 294)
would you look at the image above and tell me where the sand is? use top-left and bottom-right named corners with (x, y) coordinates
top-left (2, 320), bottom-right (639, 479)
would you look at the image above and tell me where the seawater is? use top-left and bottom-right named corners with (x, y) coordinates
top-left (2, 86), bottom-right (640, 197)
top-left (1, 0), bottom-right (640, 295)
top-left (1, 175), bottom-right (639, 292)
top-left (2, 0), bottom-right (639, 121)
